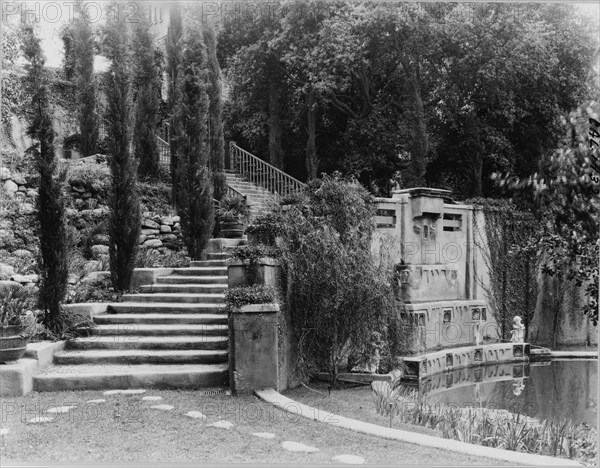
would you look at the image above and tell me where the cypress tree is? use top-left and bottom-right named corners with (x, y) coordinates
top-left (166, 3), bottom-right (183, 203)
top-left (73, 12), bottom-right (98, 156)
top-left (103, 19), bottom-right (141, 291)
top-left (132, 8), bottom-right (161, 178)
top-left (203, 25), bottom-right (225, 172)
top-left (173, 24), bottom-right (214, 260)
top-left (21, 25), bottom-right (69, 331)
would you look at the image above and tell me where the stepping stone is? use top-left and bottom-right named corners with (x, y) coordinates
top-left (46, 406), bottom-right (77, 414)
top-left (333, 454), bottom-right (365, 464)
top-left (86, 399), bottom-right (106, 404)
top-left (281, 441), bottom-right (320, 453)
top-left (120, 389), bottom-right (147, 395)
top-left (150, 404), bottom-right (174, 411)
top-left (28, 416), bottom-right (53, 424)
top-left (186, 411), bottom-right (207, 421)
top-left (142, 396), bottom-right (163, 401)
top-left (252, 432), bottom-right (276, 439)
top-left (207, 420), bottom-right (233, 429)
top-left (0, 428), bottom-right (9, 435)
top-left (103, 390), bottom-right (123, 395)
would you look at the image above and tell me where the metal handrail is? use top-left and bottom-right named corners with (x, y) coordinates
top-left (230, 141), bottom-right (306, 197)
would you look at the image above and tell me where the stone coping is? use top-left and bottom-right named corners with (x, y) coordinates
top-left (233, 304), bottom-right (280, 314)
top-left (228, 258), bottom-right (281, 266)
top-left (63, 302), bottom-right (109, 318)
top-left (549, 351), bottom-right (597, 359)
top-left (255, 388), bottom-right (581, 466)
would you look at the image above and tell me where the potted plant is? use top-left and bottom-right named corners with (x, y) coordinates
top-left (216, 194), bottom-right (250, 238)
top-left (0, 286), bottom-right (36, 364)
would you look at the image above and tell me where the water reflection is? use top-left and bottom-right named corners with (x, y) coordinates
top-left (408, 360), bottom-right (597, 427)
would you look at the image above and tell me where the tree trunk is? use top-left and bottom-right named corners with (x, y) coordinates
top-left (407, 61), bottom-right (428, 187)
top-left (268, 81), bottom-right (284, 169)
top-left (305, 92), bottom-right (318, 180)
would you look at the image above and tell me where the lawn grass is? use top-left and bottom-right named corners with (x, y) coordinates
top-left (0, 388), bottom-right (513, 464)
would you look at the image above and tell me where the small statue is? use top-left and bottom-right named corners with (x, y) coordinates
top-left (510, 316), bottom-right (525, 343)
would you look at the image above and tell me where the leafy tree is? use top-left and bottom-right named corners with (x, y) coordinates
top-left (173, 21), bottom-right (214, 259)
top-left (166, 2), bottom-right (183, 203)
top-left (73, 11), bottom-right (98, 156)
top-left (103, 18), bottom-right (141, 291)
top-left (21, 24), bottom-right (69, 331)
top-left (500, 102), bottom-right (600, 324)
top-left (132, 7), bottom-right (161, 178)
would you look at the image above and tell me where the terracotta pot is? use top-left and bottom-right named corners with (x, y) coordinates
top-left (221, 220), bottom-right (245, 238)
top-left (0, 325), bottom-right (29, 364)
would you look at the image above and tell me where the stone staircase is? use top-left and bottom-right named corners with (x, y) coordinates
top-left (225, 170), bottom-right (276, 221)
top-left (33, 252), bottom-right (233, 392)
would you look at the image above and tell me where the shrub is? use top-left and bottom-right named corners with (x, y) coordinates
top-left (230, 244), bottom-right (281, 285)
top-left (216, 193), bottom-right (249, 222)
top-left (246, 211), bottom-right (284, 246)
top-left (224, 285), bottom-right (277, 313)
top-left (279, 172), bottom-right (399, 386)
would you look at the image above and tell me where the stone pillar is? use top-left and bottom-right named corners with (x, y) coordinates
top-left (229, 304), bottom-right (279, 394)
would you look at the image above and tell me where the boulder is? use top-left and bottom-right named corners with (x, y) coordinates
top-left (0, 263), bottom-right (16, 281)
top-left (160, 225), bottom-right (172, 233)
top-left (12, 249), bottom-right (33, 258)
top-left (173, 223), bottom-right (181, 231)
top-left (11, 274), bottom-right (38, 284)
top-left (141, 229), bottom-right (160, 236)
top-left (4, 179), bottom-right (18, 195)
top-left (161, 234), bottom-right (177, 241)
top-left (143, 239), bottom-right (163, 248)
top-left (68, 274), bottom-right (79, 285)
top-left (161, 216), bottom-right (176, 226)
top-left (138, 235), bottom-right (147, 244)
top-left (142, 219), bottom-right (160, 230)
top-left (11, 173), bottom-right (26, 185)
top-left (17, 185), bottom-right (27, 192)
top-left (91, 244), bottom-right (109, 259)
top-left (26, 189), bottom-right (37, 198)
top-left (0, 167), bottom-right (12, 180)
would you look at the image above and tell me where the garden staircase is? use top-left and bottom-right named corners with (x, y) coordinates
top-left (33, 251), bottom-right (237, 392)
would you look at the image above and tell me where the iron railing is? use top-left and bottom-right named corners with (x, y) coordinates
top-left (230, 141), bottom-right (306, 197)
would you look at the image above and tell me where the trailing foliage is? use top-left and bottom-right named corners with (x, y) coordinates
top-left (279, 173), bottom-right (400, 386)
top-left (132, 8), bottom-right (161, 178)
top-left (230, 244), bottom-right (281, 285)
top-left (468, 198), bottom-right (539, 340)
top-left (103, 19), bottom-right (141, 291)
top-left (224, 285), bottom-right (277, 314)
top-left (21, 24), bottom-right (70, 333)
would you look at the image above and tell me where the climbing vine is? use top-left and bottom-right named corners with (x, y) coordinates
top-left (469, 198), bottom-right (540, 341)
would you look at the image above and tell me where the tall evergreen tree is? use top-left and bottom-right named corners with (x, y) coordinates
top-left (73, 11), bottom-right (98, 156)
top-left (21, 24), bottom-right (69, 330)
top-left (166, 2), bottom-right (183, 203)
top-left (103, 18), bottom-right (141, 291)
top-left (204, 25), bottom-right (225, 172)
top-left (132, 8), bottom-right (161, 178)
top-left (173, 23), bottom-right (214, 259)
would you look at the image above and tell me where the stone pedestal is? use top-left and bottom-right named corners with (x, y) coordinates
top-left (229, 304), bottom-right (279, 394)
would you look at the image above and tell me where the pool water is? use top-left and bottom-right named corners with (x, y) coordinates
top-left (410, 359), bottom-right (597, 427)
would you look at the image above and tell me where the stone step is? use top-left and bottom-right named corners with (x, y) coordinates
top-left (189, 260), bottom-right (229, 267)
top-left (67, 335), bottom-right (228, 351)
top-left (120, 293), bottom-right (225, 304)
top-left (207, 252), bottom-right (231, 260)
top-left (95, 313), bottom-right (227, 325)
top-left (139, 284), bottom-right (228, 294)
top-left (107, 303), bottom-right (226, 314)
top-left (92, 324), bottom-right (228, 337)
top-left (156, 275), bottom-right (228, 284)
top-left (53, 349), bottom-right (228, 365)
top-left (33, 363), bottom-right (228, 392)
top-left (170, 267), bottom-right (227, 276)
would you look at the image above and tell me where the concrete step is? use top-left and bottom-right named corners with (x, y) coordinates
top-left (156, 275), bottom-right (228, 285)
top-left (67, 335), bottom-right (228, 350)
top-left (92, 324), bottom-right (228, 337)
top-left (139, 284), bottom-right (228, 294)
top-left (53, 349), bottom-right (228, 365)
top-left (189, 260), bottom-right (229, 267)
top-left (120, 293), bottom-right (225, 304)
top-left (33, 363), bottom-right (228, 392)
top-left (94, 313), bottom-right (227, 325)
top-left (207, 252), bottom-right (231, 260)
top-left (107, 303), bottom-right (226, 314)
top-left (170, 267), bottom-right (227, 276)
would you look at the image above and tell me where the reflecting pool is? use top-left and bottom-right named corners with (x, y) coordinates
top-left (410, 359), bottom-right (597, 427)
